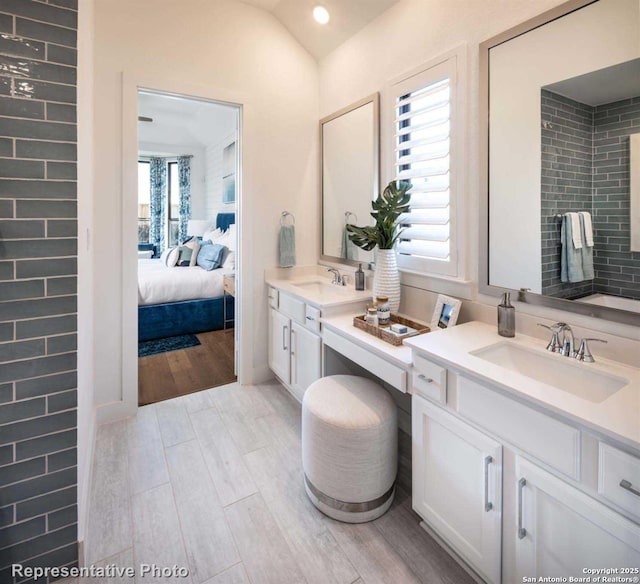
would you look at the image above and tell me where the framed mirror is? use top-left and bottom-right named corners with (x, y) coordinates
top-left (321, 93), bottom-right (379, 266)
top-left (480, 0), bottom-right (640, 326)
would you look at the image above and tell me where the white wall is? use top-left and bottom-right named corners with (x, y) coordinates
top-left (92, 0), bottom-right (318, 410)
top-left (489, 0), bottom-right (639, 292)
top-left (77, 0), bottom-right (96, 549)
top-left (138, 141), bottom-right (207, 222)
top-left (319, 0), bottom-right (640, 343)
top-left (204, 130), bottom-right (238, 221)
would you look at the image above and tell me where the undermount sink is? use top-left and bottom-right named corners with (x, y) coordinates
top-left (292, 281), bottom-right (345, 294)
top-left (470, 342), bottom-right (629, 403)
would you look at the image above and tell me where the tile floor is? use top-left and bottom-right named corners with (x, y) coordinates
top-left (71, 382), bottom-right (473, 584)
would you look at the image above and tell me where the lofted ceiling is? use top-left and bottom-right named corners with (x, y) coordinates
top-left (239, 0), bottom-right (400, 59)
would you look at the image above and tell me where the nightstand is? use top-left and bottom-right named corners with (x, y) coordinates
top-left (223, 274), bottom-right (235, 330)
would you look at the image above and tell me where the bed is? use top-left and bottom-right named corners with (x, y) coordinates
top-left (138, 213), bottom-right (235, 341)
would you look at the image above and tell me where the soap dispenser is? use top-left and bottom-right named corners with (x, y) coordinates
top-left (497, 292), bottom-right (515, 337)
top-left (355, 263), bottom-right (365, 291)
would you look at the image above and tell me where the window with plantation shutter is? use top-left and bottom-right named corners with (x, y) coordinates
top-left (391, 57), bottom-right (459, 277)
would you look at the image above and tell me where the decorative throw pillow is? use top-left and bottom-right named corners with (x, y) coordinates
top-left (196, 242), bottom-right (227, 271)
top-left (202, 228), bottom-right (222, 244)
top-left (161, 247), bottom-right (180, 267)
top-left (222, 249), bottom-right (235, 270)
top-left (181, 238), bottom-right (201, 267)
top-left (177, 246), bottom-right (193, 267)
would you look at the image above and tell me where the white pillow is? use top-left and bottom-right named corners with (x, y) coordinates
top-left (222, 249), bottom-right (235, 270)
top-left (202, 228), bottom-right (222, 244)
top-left (226, 224), bottom-right (237, 252)
top-left (162, 247), bottom-right (180, 267)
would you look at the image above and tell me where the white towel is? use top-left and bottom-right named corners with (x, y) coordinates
top-left (579, 211), bottom-right (594, 247)
top-left (566, 212), bottom-right (582, 249)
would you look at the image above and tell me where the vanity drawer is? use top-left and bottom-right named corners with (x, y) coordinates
top-left (305, 305), bottom-right (321, 334)
top-left (268, 287), bottom-right (279, 309)
top-left (323, 328), bottom-right (407, 392)
top-left (598, 443), bottom-right (640, 521)
top-left (457, 376), bottom-right (580, 480)
top-left (412, 353), bottom-right (447, 404)
top-left (278, 292), bottom-right (305, 324)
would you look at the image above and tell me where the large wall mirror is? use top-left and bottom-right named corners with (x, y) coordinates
top-left (321, 94), bottom-right (379, 266)
top-left (480, 0), bottom-right (640, 326)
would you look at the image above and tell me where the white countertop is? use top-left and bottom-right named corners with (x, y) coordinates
top-left (266, 275), bottom-right (372, 308)
top-left (405, 321), bottom-right (640, 451)
top-left (321, 313), bottom-right (415, 369)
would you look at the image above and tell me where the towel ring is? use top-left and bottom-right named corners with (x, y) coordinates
top-left (344, 211), bottom-right (358, 224)
top-left (280, 211), bottom-right (295, 226)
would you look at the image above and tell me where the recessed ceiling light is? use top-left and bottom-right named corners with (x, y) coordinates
top-left (313, 6), bottom-right (330, 25)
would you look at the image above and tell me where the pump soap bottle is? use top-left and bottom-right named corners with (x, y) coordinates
top-left (355, 263), bottom-right (365, 291)
top-left (497, 292), bottom-right (515, 337)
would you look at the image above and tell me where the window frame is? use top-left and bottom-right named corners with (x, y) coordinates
top-left (386, 47), bottom-right (467, 281)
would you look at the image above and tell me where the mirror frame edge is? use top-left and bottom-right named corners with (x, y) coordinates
top-left (478, 0), bottom-right (640, 328)
top-left (320, 92), bottom-right (380, 268)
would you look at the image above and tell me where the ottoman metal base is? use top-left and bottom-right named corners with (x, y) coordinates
top-left (304, 474), bottom-right (395, 524)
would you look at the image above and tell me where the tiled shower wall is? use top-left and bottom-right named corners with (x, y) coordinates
top-left (541, 90), bottom-right (640, 300)
top-left (541, 89), bottom-right (594, 298)
top-left (0, 1), bottom-right (79, 581)
top-left (593, 97), bottom-right (640, 300)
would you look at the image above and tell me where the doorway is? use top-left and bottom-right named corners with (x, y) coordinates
top-left (135, 89), bottom-right (240, 405)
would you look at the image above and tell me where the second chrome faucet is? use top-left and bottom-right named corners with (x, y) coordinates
top-left (537, 322), bottom-right (607, 363)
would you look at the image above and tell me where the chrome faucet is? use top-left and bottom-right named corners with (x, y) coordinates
top-left (327, 268), bottom-right (343, 286)
top-left (575, 338), bottom-right (608, 363)
top-left (537, 323), bottom-right (562, 352)
top-left (557, 323), bottom-right (576, 358)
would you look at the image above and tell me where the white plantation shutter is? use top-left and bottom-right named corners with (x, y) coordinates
top-left (391, 58), bottom-right (458, 277)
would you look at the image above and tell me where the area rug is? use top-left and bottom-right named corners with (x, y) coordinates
top-left (138, 334), bottom-right (201, 358)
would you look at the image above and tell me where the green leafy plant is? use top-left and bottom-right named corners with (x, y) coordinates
top-left (346, 181), bottom-right (411, 251)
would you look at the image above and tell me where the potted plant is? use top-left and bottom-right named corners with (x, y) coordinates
top-left (346, 180), bottom-right (411, 312)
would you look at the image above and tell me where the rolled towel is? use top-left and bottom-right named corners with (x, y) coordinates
top-left (579, 212), bottom-right (594, 280)
top-left (566, 212), bottom-right (582, 249)
top-left (279, 224), bottom-right (296, 268)
top-left (579, 211), bottom-right (594, 247)
top-left (561, 214), bottom-right (584, 283)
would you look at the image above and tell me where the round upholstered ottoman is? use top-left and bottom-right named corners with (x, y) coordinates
top-left (302, 375), bottom-right (398, 523)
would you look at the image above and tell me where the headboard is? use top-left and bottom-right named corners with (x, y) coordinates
top-left (216, 212), bottom-right (235, 232)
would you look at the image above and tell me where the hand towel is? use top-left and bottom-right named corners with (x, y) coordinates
top-left (279, 224), bottom-right (296, 268)
top-left (579, 212), bottom-right (594, 280)
top-left (567, 212), bottom-right (582, 249)
top-left (341, 227), bottom-right (358, 261)
top-left (578, 211), bottom-right (594, 247)
top-left (561, 214), bottom-right (584, 283)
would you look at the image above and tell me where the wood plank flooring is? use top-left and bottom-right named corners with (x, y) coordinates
top-left (138, 330), bottom-right (236, 406)
top-left (80, 382), bottom-right (474, 584)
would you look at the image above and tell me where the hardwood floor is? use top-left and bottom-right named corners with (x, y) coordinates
top-left (77, 381), bottom-right (474, 584)
top-left (138, 330), bottom-right (236, 406)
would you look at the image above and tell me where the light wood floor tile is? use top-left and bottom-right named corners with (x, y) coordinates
top-left (202, 563), bottom-right (250, 584)
top-left (127, 405), bottom-right (169, 495)
top-left (156, 398), bottom-right (196, 447)
top-left (132, 483), bottom-right (191, 584)
top-left (224, 493), bottom-right (307, 584)
top-left (178, 388), bottom-right (215, 414)
top-left (190, 408), bottom-right (258, 507)
top-left (85, 420), bottom-right (132, 565)
top-left (166, 440), bottom-right (240, 583)
top-left (80, 548), bottom-right (135, 584)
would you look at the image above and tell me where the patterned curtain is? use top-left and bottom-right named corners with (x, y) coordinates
top-left (149, 157), bottom-right (167, 254)
top-left (178, 156), bottom-right (192, 243)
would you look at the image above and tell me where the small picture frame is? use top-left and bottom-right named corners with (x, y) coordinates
top-left (430, 294), bottom-right (462, 330)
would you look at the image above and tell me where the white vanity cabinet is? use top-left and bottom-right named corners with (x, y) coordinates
top-left (413, 396), bottom-right (502, 584)
top-left (508, 457), bottom-right (640, 581)
top-left (268, 288), bottom-right (322, 402)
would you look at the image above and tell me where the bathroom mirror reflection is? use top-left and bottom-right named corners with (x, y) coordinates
top-left (483, 0), bottom-right (640, 323)
top-left (321, 94), bottom-right (379, 266)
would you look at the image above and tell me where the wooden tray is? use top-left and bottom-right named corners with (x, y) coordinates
top-left (353, 313), bottom-right (430, 346)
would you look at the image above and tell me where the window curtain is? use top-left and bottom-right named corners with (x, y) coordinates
top-left (178, 156), bottom-right (192, 243)
top-left (149, 157), bottom-right (167, 254)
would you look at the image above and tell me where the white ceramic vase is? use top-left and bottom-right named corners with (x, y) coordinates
top-left (373, 249), bottom-right (400, 312)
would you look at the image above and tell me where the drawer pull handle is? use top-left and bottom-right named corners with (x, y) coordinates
top-left (517, 477), bottom-right (527, 539)
top-left (417, 374), bottom-right (434, 383)
top-left (484, 455), bottom-right (493, 512)
top-left (282, 325), bottom-right (288, 351)
top-left (620, 479), bottom-right (640, 498)
top-left (306, 316), bottom-right (315, 321)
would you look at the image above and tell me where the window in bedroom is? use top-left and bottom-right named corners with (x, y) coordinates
top-left (138, 160), bottom-right (151, 243)
top-left (390, 51), bottom-right (462, 278)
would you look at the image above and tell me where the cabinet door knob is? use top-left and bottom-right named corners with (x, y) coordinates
top-left (306, 316), bottom-right (315, 321)
top-left (517, 477), bottom-right (527, 539)
top-left (484, 455), bottom-right (493, 512)
top-left (417, 374), bottom-right (434, 383)
top-left (620, 479), bottom-right (640, 498)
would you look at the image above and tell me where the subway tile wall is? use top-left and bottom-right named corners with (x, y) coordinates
top-left (0, 1), bottom-right (78, 582)
top-left (593, 97), bottom-right (640, 300)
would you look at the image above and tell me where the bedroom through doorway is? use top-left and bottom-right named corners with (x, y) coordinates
top-left (136, 90), bottom-right (240, 405)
